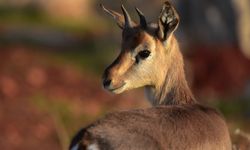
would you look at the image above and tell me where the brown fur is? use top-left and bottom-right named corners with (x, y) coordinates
top-left (70, 105), bottom-right (231, 150)
top-left (70, 1), bottom-right (232, 150)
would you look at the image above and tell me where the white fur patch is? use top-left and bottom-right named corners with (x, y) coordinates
top-left (87, 143), bottom-right (99, 150)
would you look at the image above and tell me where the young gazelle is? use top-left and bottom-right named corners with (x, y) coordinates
top-left (70, 1), bottom-right (231, 150)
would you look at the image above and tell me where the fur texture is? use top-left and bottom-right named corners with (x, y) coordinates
top-left (70, 1), bottom-right (232, 150)
top-left (70, 105), bottom-right (231, 150)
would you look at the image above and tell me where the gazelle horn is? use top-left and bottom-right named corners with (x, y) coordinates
top-left (121, 5), bottom-right (133, 28)
top-left (135, 7), bottom-right (147, 28)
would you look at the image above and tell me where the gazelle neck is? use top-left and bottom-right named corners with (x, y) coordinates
top-left (145, 36), bottom-right (196, 106)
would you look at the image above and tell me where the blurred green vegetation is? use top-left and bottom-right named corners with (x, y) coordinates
top-left (0, 3), bottom-right (102, 32)
top-left (0, 2), bottom-right (118, 74)
top-left (0, 4), bottom-right (43, 24)
top-left (214, 98), bottom-right (250, 131)
top-left (47, 43), bottom-right (118, 75)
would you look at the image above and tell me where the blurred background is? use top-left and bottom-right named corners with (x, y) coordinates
top-left (0, 0), bottom-right (249, 149)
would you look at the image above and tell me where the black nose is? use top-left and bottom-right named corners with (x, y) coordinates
top-left (103, 79), bottom-right (112, 87)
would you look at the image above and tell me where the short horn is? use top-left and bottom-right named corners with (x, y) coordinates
top-left (121, 5), bottom-right (133, 28)
top-left (100, 4), bottom-right (118, 19)
top-left (100, 4), bottom-right (124, 28)
top-left (135, 7), bottom-right (147, 28)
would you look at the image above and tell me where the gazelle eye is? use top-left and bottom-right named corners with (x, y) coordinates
top-left (138, 50), bottom-right (151, 59)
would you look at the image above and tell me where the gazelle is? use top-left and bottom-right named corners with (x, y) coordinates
top-left (70, 1), bottom-right (232, 150)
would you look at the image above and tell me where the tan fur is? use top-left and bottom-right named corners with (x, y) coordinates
top-left (70, 1), bottom-right (232, 150)
top-left (145, 35), bottom-right (195, 105)
top-left (104, 27), bottom-right (195, 105)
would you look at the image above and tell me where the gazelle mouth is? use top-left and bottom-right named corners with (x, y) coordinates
top-left (109, 83), bottom-right (126, 94)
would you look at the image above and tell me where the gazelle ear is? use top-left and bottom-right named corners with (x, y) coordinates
top-left (157, 1), bottom-right (179, 41)
top-left (100, 4), bottom-right (136, 29)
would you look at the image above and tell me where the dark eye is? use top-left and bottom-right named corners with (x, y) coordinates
top-left (138, 50), bottom-right (151, 59)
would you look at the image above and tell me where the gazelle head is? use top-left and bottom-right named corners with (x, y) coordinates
top-left (102, 1), bottom-right (180, 94)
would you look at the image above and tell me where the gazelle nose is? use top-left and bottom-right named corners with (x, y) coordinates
top-left (103, 79), bottom-right (112, 87)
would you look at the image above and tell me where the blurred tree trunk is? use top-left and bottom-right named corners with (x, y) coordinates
top-left (232, 0), bottom-right (250, 59)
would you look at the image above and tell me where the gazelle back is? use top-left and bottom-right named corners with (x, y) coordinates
top-left (70, 1), bottom-right (232, 150)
